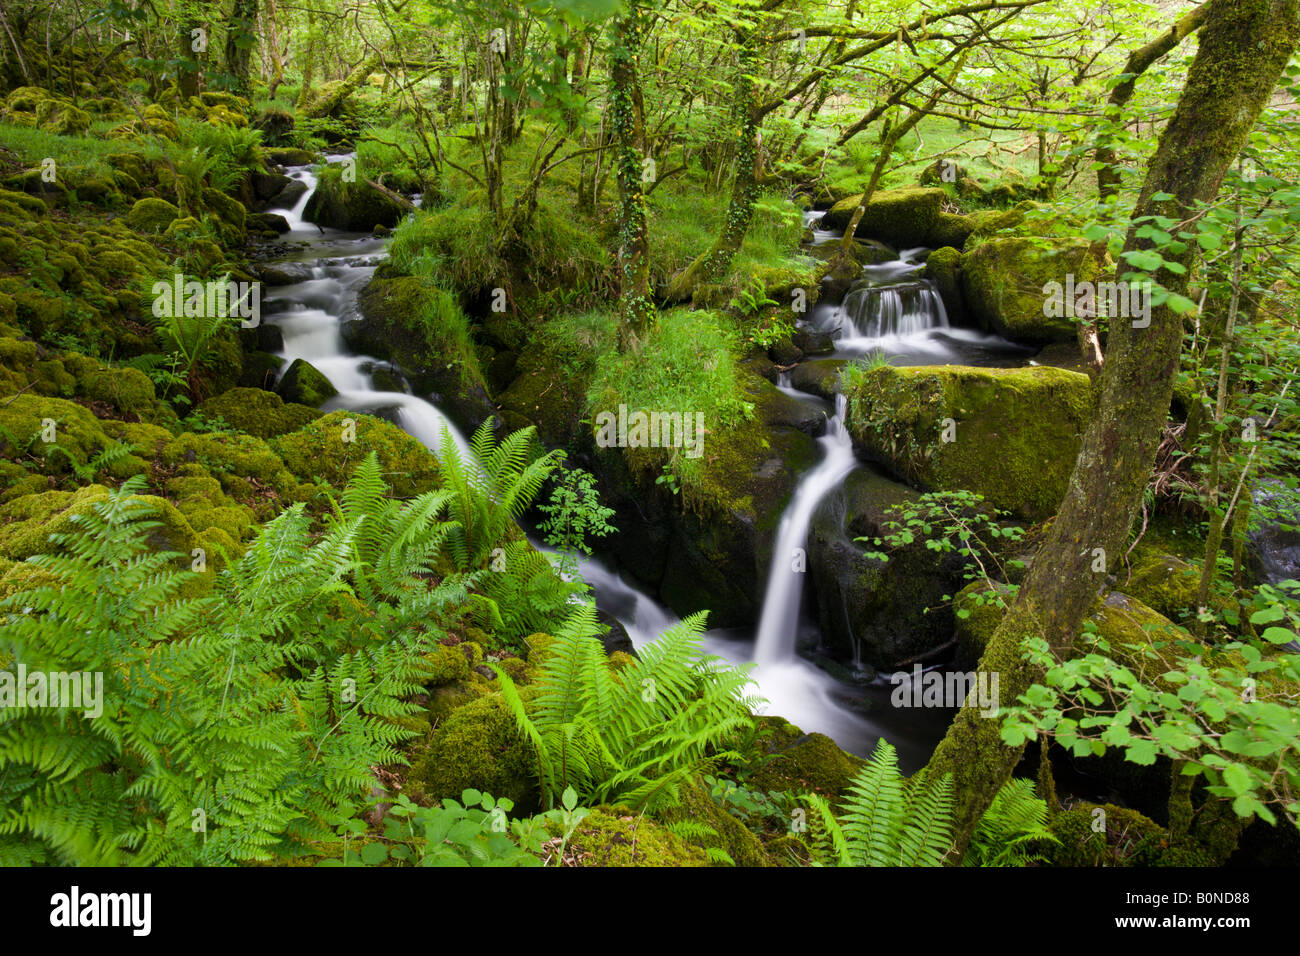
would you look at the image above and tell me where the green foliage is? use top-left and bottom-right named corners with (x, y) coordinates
top-left (177, 119), bottom-right (265, 190)
top-left (495, 603), bottom-right (763, 812)
top-left (803, 739), bottom-right (1054, 866)
top-left (328, 787), bottom-right (589, 867)
top-left (1001, 590), bottom-right (1300, 831)
top-left (538, 457), bottom-right (616, 576)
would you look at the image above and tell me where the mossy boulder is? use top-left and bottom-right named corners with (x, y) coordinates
top-left (348, 275), bottom-right (493, 431)
top-left (303, 165), bottom-right (406, 232)
top-left (923, 245), bottom-right (966, 325)
top-left (843, 364), bottom-right (1092, 520)
top-left (927, 212), bottom-right (977, 250)
top-left (80, 366), bottom-right (163, 420)
top-left (961, 237), bottom-right (1100, 344)
top-left (35, 99), bottom-right (91, 136)
top-left (561, 807), bottom-right (709, 867)
top-left (158, 430), bottom-right (309, 519)
top-left (275, 358), bottom-right (338, 408)
top-left (0, 394), bottom-right (111, 475)
top-left (197, 387), bottom-right (323, 439)
top-left (657, 778), bottom-right (771, 867)
top-left (272, 410), bottom-right (440, 497)
top-left (406, 692), bottom-right (539, 812)
top-left (1048, 802), bottom-right (1165, 867)
top-left (820, 187), bottom-right (946, 249)
top-left (747, 732), bottom-right (864, 798)
top-left (1121, 550), bottom-right (1216, 626)
top-left (125, 197), bottom-right (180, 235)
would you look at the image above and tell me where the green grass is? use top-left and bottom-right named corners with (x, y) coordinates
top-left (0, 121), bottom-right (138, 178)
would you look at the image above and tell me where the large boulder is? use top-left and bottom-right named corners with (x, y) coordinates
top-left (843, 364), bottom-right (1092, 520)
top-left (820, 187), bottom-right (946, 249)
top-left (303, 165), bottom-right (406, 231)
top-left (197, 387), bottom-right (323, 439)
top-left (961, 236), bottom-right (1100, 344)
top-left (276, 358), bottom-right (338, 407)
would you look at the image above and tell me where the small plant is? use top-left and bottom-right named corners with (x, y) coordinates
top-left (538, 457), bottom-right (617, 577)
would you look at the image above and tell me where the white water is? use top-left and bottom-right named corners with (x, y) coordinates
top-left (753, 393), bottom-right (858, 665)
top-left (262, 160), bottom-right (471, 461)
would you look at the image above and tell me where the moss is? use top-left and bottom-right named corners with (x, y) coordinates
top-left (159, 430), bottom-right (308, 519)
top-left (927, 212), bottom-right (976, 250)
top-left (0, 394), bottom-right (110, 474)
top-left (196, 387), bottom-right (322, 440)
top-left (561, 806), bottom-right (709, 867)
top-left (820, 187), bottom-right (945, 248)
top-left (842, 364), bottom-right (1092, 520)
top-left (125, 197), bottom-right (180, 234)
top-left (35, 99), bottom-right (91, 136)
top-left (923, 245), bottom-right (964, 324)
top-left (275, 359), bottom-right (339, 408)
top-left (1049, 802), bottom-right (1165, 866)
top-left (0, 188), bottom-right (46, 217)
top-left (272, 410), bottom-right (440, 498)
top-left (656, 778), bottom-right (771, 867)
top-left (303, 165), bottom-right (406, 231)
top-left (1121, 550), bottom-right (1227, 626)
top-left (747, 732), bottom-right (864, 798)
top-left (426, 678), bottom-right (493, 725)
top-left (764, 833), bottom-right (812, 866)
top-left (81, 366), bottom-right (159, 419)
top-left (960, 236), bottom-right (1100, 343)
top-left (421, 642), bottom-right (476, 686)
top-left (406, 691), bottom-right (539, 812)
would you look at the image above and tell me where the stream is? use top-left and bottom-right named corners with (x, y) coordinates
top-left (259, 166), bottom-right (1026, 771)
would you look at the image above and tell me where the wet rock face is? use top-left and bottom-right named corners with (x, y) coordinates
top-left (1247, 483), bottom-right (1300, 586)
top-left (807, 468), bottom-right (970, 669)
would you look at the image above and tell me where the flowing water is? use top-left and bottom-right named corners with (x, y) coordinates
top-left (259, 179), bottom-right (1004, 770)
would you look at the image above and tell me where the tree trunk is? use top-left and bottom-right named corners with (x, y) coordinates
top-left (223, 0), bottom-right (258, 94)
top-left (1096, 3), bottom-right (1211, 202)
top-left (611, 4), bottom-right (654, 350)
top-left (925, 0), bottom-right (1300, 858)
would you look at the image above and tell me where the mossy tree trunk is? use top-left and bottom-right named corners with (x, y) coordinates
top-left (611, 3), bottom-right (654, 351)
top-left (1096, 3), bottom-right (1211, 203)
top-left (223, 0), bottom-right (258, 94)
top-left (662, 34), bottom-right (761, 304)
top-left (925, 0), bottom-right (1300, 858)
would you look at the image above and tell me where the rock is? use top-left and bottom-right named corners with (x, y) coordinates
top-left (267, 179), bottom-right (308, 210)
top-left (36, 99), bottom-right (91, 136)
top-left (767, 338), bottom-right (803, 365)
top-left (809, 467), bottom-right (972, 667)
top-left (303, 165), bottom-right (406, 231)
top-left (275, 358), bottom-right (338, 407)
top-left (748, 731), bottom-right (864, 797)
top-left (265, 147), bottom-right (318, 167)
top-left (258, 261), bottom-right (313, 285)
top-left (563, 807), bottom-right (708, 866)
top-left (1246, 482), bottom-right (1300, 586)
top-left (762, 386), bottom-right (827, 437)
top-left (843, 364), bottom-right (1092, 520)
top-left (596, 609), bottom-right (636, 657)
top-left (125, 197), bottom-right (180, 234)
top-left (927, 212), bottom-right (977, 250)
top-left (406, 692), bottom-right (539, 813)
top-left (792, 328), bottom-right (835, 356)
top-left (820, 187), bottom-right (946, 248)
top-left (349, 274), bottom-right (495, 432)
top-left (923, 245), bottom-right (966, 325)
top-left (197, 387), bottom-right (322, 439)
top-left (247, 212), bottom-right (290, 234)
top-left (961, 236), bottom-right (1100, 344)
top-left (271, 410), bottom-right (441, 497)
top-left (789, 358), bottom-right (846, 400)
top-left (250, 170), bottom-right (292, 203)
top-left (254, 107), bottom-right (295, 146)
top-left (237, 351), bottom-right (284, 390)
top-left (657, 779), bottom-right (771, 867)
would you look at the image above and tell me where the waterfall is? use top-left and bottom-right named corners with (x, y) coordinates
top-left (752, 393), bottom-right (858, 665)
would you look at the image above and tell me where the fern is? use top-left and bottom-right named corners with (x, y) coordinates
top-left (495, 603), bottom-right (764, 813)
top-left (964, 777), bottom-right (1059, 866)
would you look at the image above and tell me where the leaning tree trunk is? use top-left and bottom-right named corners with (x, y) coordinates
top-left (1096, 3), bottom-right (1211, 202)
top-left (611, 4), bottom-right (654, 351)
top-left (925, 0), bottom-right (1300, 858)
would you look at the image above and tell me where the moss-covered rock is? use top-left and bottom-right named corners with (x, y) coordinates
top-left (0, 394), bottom-right (110, 474)
top-left (196, 387), bottom-right (323, 439)
top-left (1049, 802), bottom-right (1164, 867)
top-left (843, 364), bottom-right (1092, 520)
top-left (820, 187), bottom-right (946, 249)
top-left (656, 778), bottom-right (771, 867)
top-left (272, 410), bottom-right (440, 497)
top-left (923, 245), bottom-right (966, 325)
top-left (561, 806), bottom-right (709, 866)
top-left (35, 99), bottom-right (91, 136)
top-left (348, 275), bottom-right (493, 431)
top-left (747, 732), bottom-right (864, 798)
top-left (406, 692), bottom-right (539, 812)
top-left (303, 165), bottom-right (406, 231)
top-left (960, 237), bottom-right (1100, 344)
top-left (125, 197), bottom-right (180, 235)
top-left (275, 358), bottom-right (338, 408)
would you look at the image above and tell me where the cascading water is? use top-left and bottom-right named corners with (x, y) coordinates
top-left (752, 393), bottom-right (857, 665)
top-left (262, 159), bottom-right (472, 462)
